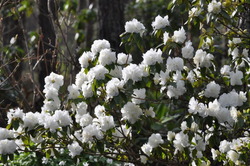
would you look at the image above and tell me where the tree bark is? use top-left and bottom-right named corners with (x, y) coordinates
top-left (37, 0), bottom-right (57, 111)
top-left (98, 0), bottom-right (125, 52)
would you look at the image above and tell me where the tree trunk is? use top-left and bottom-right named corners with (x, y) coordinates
top-left (37, 0), bottom-right (57, 111)
top-left (98, 0), bottom-right (125, 52)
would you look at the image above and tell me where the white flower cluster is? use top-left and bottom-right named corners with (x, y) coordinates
top-left (152, 15), bottom-right (170, 31)
top-left (208, 0), bottom-right (221, 14)
top-left (42, 72), bottom-right (64, 112)
top-left (140, 133), bottom-right (164, 163)
top-left (121, 102), bottom-right (143, 124)
top-left (215, 137), bottom-right (250, 164)
top-left (125, 18), bottom-right (145, 35)
top-left (163, 27), bottom-right (186, 44)
top-left (0, 128), bottom-right (17, 155)
top-left (189, 89), bottom-right (247, 125)
top-left (193, 49), bottom-right (214, 68)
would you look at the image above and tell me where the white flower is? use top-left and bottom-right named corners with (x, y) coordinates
top-left (59, 161), bottom-right (66, 166)
top-left (110, 65), bottom-right (123, 78)
top-left (163, 32), bottom-right (170, 44)
top-left (230, 70), bottom-right (243, 86)
top-left (220, 65), bottom-right (231, 75)
top-left (219, 140), bottom-right (231, 153)
top-left (231, 47), bottom-right (239, 59)
top-left (182, 40), bottom-right (194, 59)
top-left (211, 148), bottom-right (219, 160)
top-left (0, 139), bottom-right (17, 154)
top-left (68, 84), bottom-right (80, 99)
top-left (167, 80), bottom-right (186, 99)
top-left (79, 51), bottom-right (94, 68)
top-left (68, 141), bottom-right (83, 157)
top-left (242, 48), bottom-right (249, 58)
top-left (230, 107), bottom-right (238, 122)
top-left (23, 112), bottom-right (39, 130)
top-left (113, 125), bottom-right (132, 140)
top-left (219, 90), bottom-right (246, 107)
top-left (94, 105), bottom-right (106, 118)
top-left (78, 113), bottom-right (93, 127)
top-left (82, 124), bottom-right (103, 142)
top-left (167, 131), bottom-right (175, 141)
top-left (141, 143), bottom-right (152, 156)
top-left (121, 102), bottom-right (143, 124)
top-left (173, 131), bottom-right (189, 153)
top-left (122, 64), bottom-right (144, 83)
top-left (191, 122), bottom-right (199, 132)
top-left (76, 102), bottom-right (88, 115)
top-left (148, 133), bottom-right (164, 148)
top-left (75, 69), bottom-right (88, 88)
top-left (7, 108), bottom-right (24, 124)
top-left (189, 7), bottom-right (201, 17)
top-left (132, 88), bottom-right (146, 104)
top-left (187, 70), bottom-right (195, 83)
top-left (181, 121), bottom-right (188, 131)
top-left (193, 49), bottom-right (214, 68)
top-left (81, 82), bottom-right (93, 98)
top-left (232, 38), bottom-right (242, 44)
top-left (91, 39), bottom-right (110, 54)
top-left (117, 53), bottom-right (132, 65)
top-left (106, 78), bottom-right (125, 99)
top-left (204, 81), bottom-right (221, 98)
top-left (42, 115), bottom-right (60, 132)
top-left (152, 15), bottom-right (170, 30)
top-left (227, 150), bottom-right (240, 163)
top-left (98, 49), bottom-right (116, 66)
top-left (53, 110), bottom-right (72, 127)
top-left (87, 65), bottom-right (109, 81)
top-left (208, 0), bottom-right (221, 14)
top-left (166, 57), bottom-right (184, 71)
top-left (142, 49), bottom-right (163, 65)
top-left (0, 128), bottom-right (14, 140)
top-left (144, 107), bottom-right (155, 118)
top-left (125, 19), bottom-right (145, 34)
top-left (140, 155), bottom-right (148, 164)
top-left (98, 116), bottom-right (115, 131)
top-left (172, 27), bottom-right (186, 43)
top-left (10, 37), bottom-right (16, 45)
top-left (44, 72), bottom-right (64, 90)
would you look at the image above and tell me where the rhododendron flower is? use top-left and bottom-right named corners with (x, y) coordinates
top-left (122, 64), bottom-right (144, 83)
top-left (142, 48), bottom-right (163, 66)
top-left (208, 0), bottom-right (221, 14)
top-left (172, 27), bottom-right (186, 43)
top-left (166, 57), bottom-right (184, 71)
top-left (68, 141), bottom-right (83, 157)
top-left (98, 49), bottom-right (116, 66)
top-left (78, 51), bottom-right (94, 68)
top-left (148, 133), bottom-right (164, 148)
top-left (230, 70), bottom-right (243, 86)
top-left (132, 88), bottom-right (146, 104)
top-left (117, 53), bottom-right (132, 65)
top-left (121, 102), bottom-right (143, 124)
top-left (152, 15), bottom-right (170, 30)
top-left (0, 140), bottom-right (17, 155)
top-left (182, 40), bottom-right (194, 59)
top-left (204, 81), bottom-right (221, 98)
top-left (163, 32), bottom-right (170, 44)
top-left (91, 39), bottom-right (110, 54)
top-left (125, 18), bottom-right (145, 34)
top-left (193, 49), bottom-right (214, 68)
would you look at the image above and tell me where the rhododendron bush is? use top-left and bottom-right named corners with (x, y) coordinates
top-left (1, 0), bottom-right (250, 165)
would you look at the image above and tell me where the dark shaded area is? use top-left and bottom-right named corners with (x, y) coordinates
top-left (98, 0), bottom-right (125, 52)
top-left (36, 0), bottom-right (57, 111)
